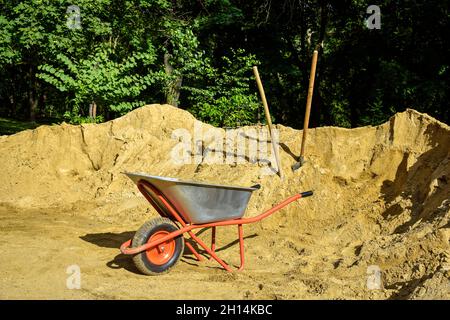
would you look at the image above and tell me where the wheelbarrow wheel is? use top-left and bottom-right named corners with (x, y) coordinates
top-left (132, 217), bottom-right (184, 275)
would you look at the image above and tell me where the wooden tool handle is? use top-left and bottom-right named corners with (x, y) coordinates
top-left (300, 50), bottom-right (318, 158)
top-left (253, 66), bottom-right (273, 130)
top-left (253, 66), bottom-right (283, 178)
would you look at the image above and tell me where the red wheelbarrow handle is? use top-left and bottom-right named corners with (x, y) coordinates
top-left (120, 191), bottom-right (313, 256)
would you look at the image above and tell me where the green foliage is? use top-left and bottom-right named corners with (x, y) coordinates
top-left (0, 117), bottom-right (38, 135)
top-left (0, 116), bottom-right (61, 135)
top-left (0, 15), bottom-right (16, 65)
top-left (37, 47), bottom-right (161, 120)
top-left (360, 96), bottom-right (396, 127)
top-left (0, 0), bottom-right (449, 128)
top-left (163, 26), bottom-right (205, 76)
top-left (62, 113), bottom-right (104, 125)
top-left (186, 49), bottom-right (260, 127)
top-left (330, 99), bottom-right (352, 128)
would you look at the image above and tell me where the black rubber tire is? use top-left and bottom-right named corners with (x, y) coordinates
top-left (132, 217), bottom-right (184, 275)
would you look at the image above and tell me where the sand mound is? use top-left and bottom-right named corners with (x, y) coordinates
top-left (0, 104), bottom-right (448, 299)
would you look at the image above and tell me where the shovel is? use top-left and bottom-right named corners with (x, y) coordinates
top-left (253, 66), bottom-right (283, 179)
top-left (292, 50), bottom-right (319, 171)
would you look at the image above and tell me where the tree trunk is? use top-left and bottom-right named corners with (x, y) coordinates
top-left (28, 65), bottom-right (38, 122)
top-left (89, 101), bottom-right (97, 120)
top-left (9, 68), bottom-right (17, 117)
top-left (28, 89), bottom-right (38, 122)
top-left (312, 0), bottom-right (330, 127)
top-left (164, 52), bottom-right (182, 107)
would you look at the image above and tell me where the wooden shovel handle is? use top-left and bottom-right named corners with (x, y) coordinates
top-left (300, 50), bottom-right (319, 158)
top-left (253, 66), bottom-right (273, 130)
top-left (253, 66), bottom-right (283, 178)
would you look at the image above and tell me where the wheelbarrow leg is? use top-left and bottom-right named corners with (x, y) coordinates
top-left (209, 227), bottom-right (216, 261)
top-left (238, 224), bottom-right (245, 271)
top-left (184, 237), bottom-right (203, 261)
top-left (187, 230), bottom-right (233, 272)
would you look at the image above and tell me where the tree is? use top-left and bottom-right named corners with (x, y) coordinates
top-left (0, 0), bottom-right (448, 128)
top-left (37, 47), bottom-right (162, 122)
top-left (186, 49), bottom-right (261, 127)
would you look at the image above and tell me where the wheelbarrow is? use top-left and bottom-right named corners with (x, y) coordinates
top-left (120, 172), bottom-right (313, 275)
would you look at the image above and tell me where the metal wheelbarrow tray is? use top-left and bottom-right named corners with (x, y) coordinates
top-left (124, 173), bottom-right (258, 224)
top-left (120, 172), bottom-right (313, 275)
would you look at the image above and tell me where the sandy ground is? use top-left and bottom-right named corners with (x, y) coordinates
top-left (0, 105), bottom-right (448, 299)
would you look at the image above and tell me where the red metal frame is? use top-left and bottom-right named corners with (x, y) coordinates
top-left (120, 180), bottom-right (308, 272)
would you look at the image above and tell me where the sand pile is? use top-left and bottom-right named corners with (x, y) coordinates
top-left (0, 104), bottom-right (448, 299)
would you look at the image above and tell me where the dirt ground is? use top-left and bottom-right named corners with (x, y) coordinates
top-left (0, 105), bottom-right (449, 299)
